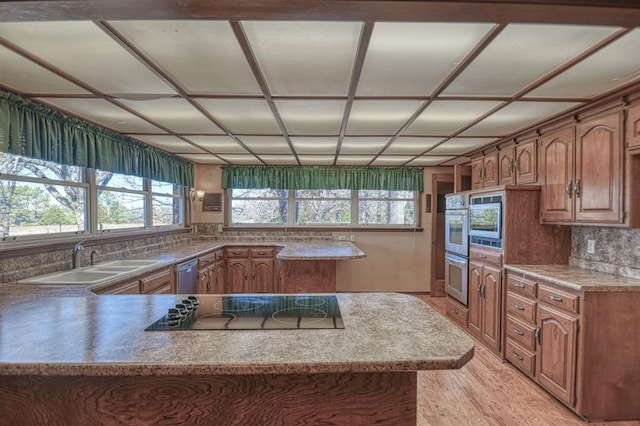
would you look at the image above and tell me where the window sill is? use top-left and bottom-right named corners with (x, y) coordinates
top-left (222, 226), bottom-right (423, 233)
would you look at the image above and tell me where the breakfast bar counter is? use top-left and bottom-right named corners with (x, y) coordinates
top-left (0, 290), bottom-right (473, 425)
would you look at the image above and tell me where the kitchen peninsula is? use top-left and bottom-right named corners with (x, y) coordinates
top-left (0, 290), bottom-right (473, 425)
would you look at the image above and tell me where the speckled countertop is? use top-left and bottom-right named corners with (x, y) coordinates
top-left (504, 264), bottom-right (640, 292)
top-left (0, 291), bottom-right (473, 377)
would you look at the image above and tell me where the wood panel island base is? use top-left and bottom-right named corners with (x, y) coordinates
top-left (279, 259), bottom-right (336, 293)
top-left (0, 291), bottom-right (473, 425)
top-left (1, 372), bottom-right (416, 425)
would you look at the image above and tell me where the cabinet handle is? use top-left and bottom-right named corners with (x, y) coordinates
top-left (479, 254), bottom-right (487, 259)
top-left (513, 327), bottom-right (524, 336)
top-left (207, 280), bottom-right (211, 290)
top-left (566, 180), bottom-right (573, 198)
top-left (512, 352), bottom-right (524, 361)
top-left (515, 159), bottom-right (521, 172)
top-left (548, 294), bottom-right (563, 302)
top-left (258, 251), bottom-right (266, 255)
top-left (508, 159), bottom-right (514, 173)
top-left (514, 282), bottom-right (526, 289)
top-left (452, 308), bottom-right (459, 314)
top-left (514, 303), bottom-right (525, 311)
top-left (480, 283), bottom-right (486, 298)
top-left (574, 179), bottom-right (581, 198)
top-left (244, 274), bottom-right (248, 280)
top-left (252, 271), bottom-right (256, 278)
top-left (535, 327), bottom-right (541, 345)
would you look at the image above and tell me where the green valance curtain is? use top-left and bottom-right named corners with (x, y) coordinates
top-left (221, 166), bottom-right (424, 192)
top-left (0, 91), bottom-right (194, 187)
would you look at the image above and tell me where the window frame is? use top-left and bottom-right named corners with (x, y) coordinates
top-left (0, 154), bottom-right (188, 245)
top-left (227, 188), bottom-right (419, 229)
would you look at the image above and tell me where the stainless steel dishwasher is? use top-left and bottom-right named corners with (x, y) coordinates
top-left (175, 258), bottom-right (198, 294)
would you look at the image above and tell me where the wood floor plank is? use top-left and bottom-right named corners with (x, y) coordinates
top-left (415, 295), bottom-right (640, 426)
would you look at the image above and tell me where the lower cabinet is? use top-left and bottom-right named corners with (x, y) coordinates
top-left (198, 250), bottom-right (225, 294)
top-left (94, 267), bottom-right (173, 295)
top-left (468, 247), bottom-right (503, 356)
top-left (504, 271), bottom-right (640, 421)
top-left (226, 247), bottom-right (276, 293)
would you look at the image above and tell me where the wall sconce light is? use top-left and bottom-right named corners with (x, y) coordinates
top-left (191, 189), bottom-right (205, 202)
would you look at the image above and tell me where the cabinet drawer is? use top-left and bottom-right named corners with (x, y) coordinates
top-left (140, 269), bottom-right (172, 294)
top-left (446, 298), bottom-right (469, 328)
top-left (506, 275), bottom-right (537, 298)
top-left (147, 284), bottom-right (173, 294)
top-left (198, 252), bottom-right (216, 269)
top-left (538, 285), bottom-right (579, 314)
top-left (469, 247), bottom-right (502, 266)
top-left (505, 339), bottom-right (536, 377)
top-left (506, 315), bottom-right (536, 351)
top-left (225, 248), bottom-right (250, 258)
top-left (95, 280), bottom-right (140, 295)
top-left (250, 247), bottom-right (275, 258)
top-left (506, 292), bottom-right (537, 324)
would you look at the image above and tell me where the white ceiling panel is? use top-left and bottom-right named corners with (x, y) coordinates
top-left (197, 98), bottom-right (281, 134)
top-left (177, 153), bottom-right (227, 164)
top-left (184, 136), bottom-right (249, 154)
top-left (340, 137), bottom-right (390, 155)
top-left (108, 20), bottom-right (261, 95)
top-left (290, 137), bottom-right (338, 154)
top-left (0, 22), bottom-right (176, 95)
top-left (461, 101), bottom-right (580, 137)
top-left (298, 155), bottom-right (336, 165)
top-left (259, 155), bottom-right (299, 165)
top-left (275, 100), bottom-right (346, 135)
top-left (129, 135), bottom-right (206, 153)
top-left (241, 21), bottom-right (362, 96)
top-left (335, 155), bottom-right (375, 165)
top-left (405, 100), bottom-right (502, 135)
top-left (218, 154), bottom-right (263, 165)
top-left (371, 156), bottom-right (415, 166)
top-left (443, 24), bottom-right (618, 97)
top-left (384, 137), bottom-right (443, 155)
top-left (429, 137), bottom-right (498, 155)
top-left (528, 29), bottom-right (640, 98)
top-left (357, 23), bottom-right (494, 96)
top-left (236, 136), bottom-right (292, 154)
top-left (406, 156), bottom-right (455, 166)
top-left (36, 98), bottom-right (166, 133)
top-left (346, 100), bottom-right (424, 135)
top-left (118, 98), bottom-right (223, 133)
top-left (0, 45), bottom-right (89, 95)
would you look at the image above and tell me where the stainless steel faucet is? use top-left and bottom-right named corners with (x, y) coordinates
top-left (72, 240), bottom-right (85, 269)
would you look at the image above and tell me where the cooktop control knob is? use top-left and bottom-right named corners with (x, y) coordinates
top-left (181, 299), bottom-right (195, 311)
top-left (187, 295), bottom-right (199, 307)
top-left (175, 304), bottom-right (188, 316)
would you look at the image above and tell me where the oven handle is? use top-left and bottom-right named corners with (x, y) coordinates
top-left (445, 254), bottom-right (468, 266)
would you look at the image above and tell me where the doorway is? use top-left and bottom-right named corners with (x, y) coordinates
top-left (430, 174), bottom-right (454, 297)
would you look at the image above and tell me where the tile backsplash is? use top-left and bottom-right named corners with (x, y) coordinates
top-left (570, 226), bottom-right (640, 279)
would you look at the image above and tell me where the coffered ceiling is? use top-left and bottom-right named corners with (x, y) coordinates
top-left (1, 4), bottom-right (639, 167)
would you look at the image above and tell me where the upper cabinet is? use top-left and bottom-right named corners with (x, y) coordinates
top-left (471, 153), bottom-right (498, 189)
top-left (498, 140), bottom-right (538, 186)
top-left (540, 111), bottom-right (625, 225)
top-left (628, 103), bottom-right (640, 152)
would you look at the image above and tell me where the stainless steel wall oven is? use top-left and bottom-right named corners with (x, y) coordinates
top-left (444, 193), bottom-right (469, 305)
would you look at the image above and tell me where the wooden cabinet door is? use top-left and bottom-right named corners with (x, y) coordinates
top-left (227, 259), bottom-right (251, 293)
top-left (468, 261), bottom-right (483, 338)
top-left (540, 127), bottom-right (575, 222)
top-left (481, 264), bottom-right (502, 353)
top-left (211, 261), bottom-right (225, 294)
top-left (498, 147), bottom-right (515, 186)
top-left (575, 112), bottom-right (623, 223)
top-left (471, 158), bottom-right (484, 189)
top-left (537, 305), bottom-right (578, 406)
top-left (515, 140), bottom-right (537, 184)
top-left (483, 153), bottom-right (499, 187)
top-left (627, 103), bottom-right (640, 151)
top-left (252, 258), bottom-right (274, 293)
top-left (198, 269), bottom-right (210, 293)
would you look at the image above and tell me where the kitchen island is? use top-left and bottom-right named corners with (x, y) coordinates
top-left (0, 289), bottom-right (473, 425)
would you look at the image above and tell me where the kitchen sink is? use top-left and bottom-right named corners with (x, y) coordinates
top-left (17, 259), bottom-right (165, 285)
top-left (18, 269), bottom-right (120, 285)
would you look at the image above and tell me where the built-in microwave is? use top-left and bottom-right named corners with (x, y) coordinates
top-left (469, 194), bottom-right (503, 243)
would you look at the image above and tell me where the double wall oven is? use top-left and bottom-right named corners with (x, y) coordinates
top-left (444, 193), bottom-right (469, 305)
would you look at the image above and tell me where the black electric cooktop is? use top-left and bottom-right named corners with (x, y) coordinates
top-left (145, 295), bottom-right (344, 331)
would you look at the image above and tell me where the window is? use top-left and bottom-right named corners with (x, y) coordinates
top-left (0, 152), bottom-right (186, 243)
top-left (229, 188), bottom-right (417, 227)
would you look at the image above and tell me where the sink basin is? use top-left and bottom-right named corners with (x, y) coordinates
top-left (18, 259), bottom-right (165, 286)
top-left (98, 259), bottom-right (163, 268)
top-left (18, 270), bottom-right (120, 285)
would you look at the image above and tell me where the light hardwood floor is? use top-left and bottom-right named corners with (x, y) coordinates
top-left (415, 295), bottom-right (640, 426)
